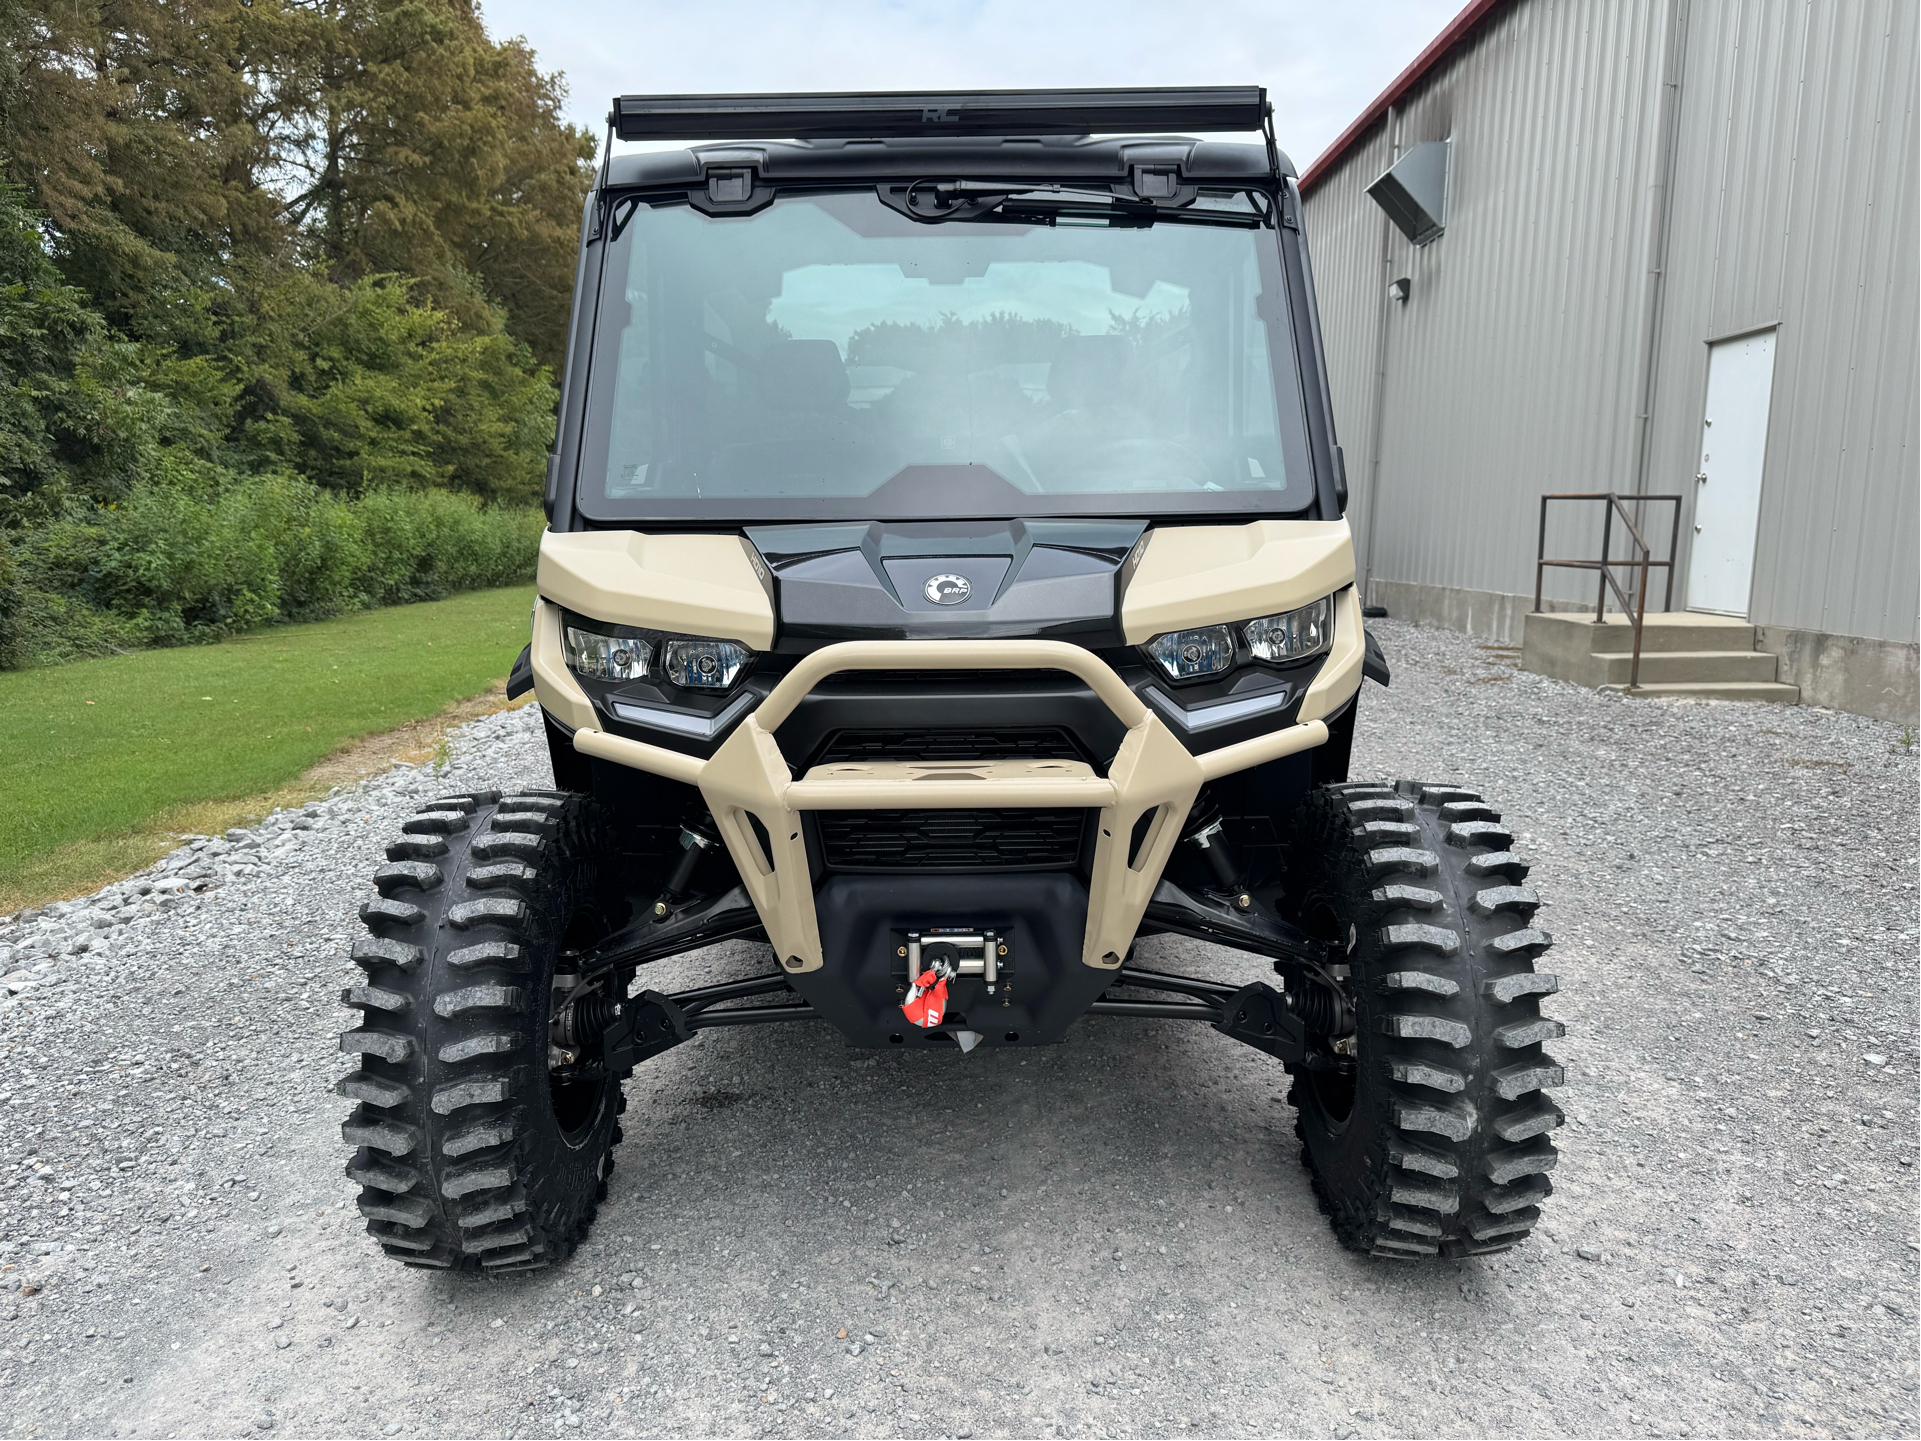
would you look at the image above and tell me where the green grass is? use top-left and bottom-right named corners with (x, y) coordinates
top-left (1, 585), bottom-right (536, 910)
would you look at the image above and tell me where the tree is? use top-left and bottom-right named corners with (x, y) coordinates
top-left (0, 183), bottom-right (114, 514)
top-left (0, 0), bottom-right (286, 330)
top-left (0, 0), bottom-right (592, 366)
top-left (270, 0), bottom-right (596, 368)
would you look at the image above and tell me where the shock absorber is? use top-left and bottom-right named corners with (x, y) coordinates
top-left (651, 817), bottom-right (719, 921)
top-left (1180, 790), bottom-right (1252, 910)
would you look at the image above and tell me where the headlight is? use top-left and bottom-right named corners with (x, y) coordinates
top-left (661, 636), bottom-right (752, 689)
top-left (1143, 625), bottom-right (1236, 680)
top-left (1141, 596), bottom-right (1334, 682)
top-left (565, 626), bottom-right (652, 682)
top-left (1244, 597), bottom-right (1332, 662)
top-left (564, 619), bottom-right (756, 690)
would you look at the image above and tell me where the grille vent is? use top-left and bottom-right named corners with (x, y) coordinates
top-left (817, 809), bottom-right (1086, 872)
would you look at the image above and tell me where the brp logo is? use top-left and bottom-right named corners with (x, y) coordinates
top-left (923, 573), bottom-right (971, 606)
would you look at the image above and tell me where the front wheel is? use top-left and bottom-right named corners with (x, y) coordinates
top-left (1287, 780), bottom-right (1566, 1258)
top-left (338, 788), bottom-right (625, 1272)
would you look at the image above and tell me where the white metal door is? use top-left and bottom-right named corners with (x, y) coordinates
top-left (1686, 330), bottom-right (1776, 615)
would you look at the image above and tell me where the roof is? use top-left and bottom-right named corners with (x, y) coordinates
top-left (1298, 0), bottom-right (1509, 195)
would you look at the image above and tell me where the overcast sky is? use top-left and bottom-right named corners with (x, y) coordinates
top-left (480, 0), bottom-right (1468, 174)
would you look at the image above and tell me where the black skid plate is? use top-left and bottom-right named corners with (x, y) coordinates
top-left (788, 873), bottom-right (1112, 1049)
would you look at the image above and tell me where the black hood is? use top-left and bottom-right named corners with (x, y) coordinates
top-left (746, 519), bottom-right (1146, 650)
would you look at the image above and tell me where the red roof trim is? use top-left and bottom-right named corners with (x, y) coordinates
top-left (1298, 0), bottom-right (1509, 195)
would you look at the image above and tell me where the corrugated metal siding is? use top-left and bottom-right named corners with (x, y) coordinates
top-left (1302, 120), bottom-right (1397, 599)
top-left (1303, 0), bottom-right (1674, 611)
top-left (1650, 0), bottom-right (1919, 643)
top-left (1301, 0), bottom-right (1919, 643)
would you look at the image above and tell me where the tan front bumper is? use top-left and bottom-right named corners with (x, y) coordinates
top-left (535, 595), bottom-right (1362, 976)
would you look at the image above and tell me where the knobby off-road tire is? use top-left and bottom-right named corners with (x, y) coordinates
top-left (1287, 781), bottom-right (1565, 1259)
top-left (337, 789), bottom-right (627, 1272)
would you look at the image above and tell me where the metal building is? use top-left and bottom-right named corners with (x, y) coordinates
top-left (1300, 0), bottom-right (1918, 720)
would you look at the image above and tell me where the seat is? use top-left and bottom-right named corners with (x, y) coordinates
top-left (752, 338), bottom-right (850, 410)
top-left (1045, 334), bottom-right (1133, 411)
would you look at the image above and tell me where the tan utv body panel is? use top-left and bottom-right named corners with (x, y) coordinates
top-left (538, 522), bottom-right (1364, 973)
top-left (529, 597), bottom-right (599, 736)
top-left (536, 530), bottom-right (775, 650)
top-left (1120, 518), bottom-right (1355, 644)
top-left (1298, 585), bottom-right (1365, 723)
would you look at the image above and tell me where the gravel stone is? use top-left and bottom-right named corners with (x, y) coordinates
top-left (0, 634), bottom-right (1913, 1438)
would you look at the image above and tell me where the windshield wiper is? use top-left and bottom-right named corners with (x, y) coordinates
top-left (894, 179), bottom-right (1262, 229)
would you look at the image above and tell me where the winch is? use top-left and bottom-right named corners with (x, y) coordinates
top-left (892, 926), bottom-right (1014, 1044)
top-left (903, 929), bottom-right (1008, 993)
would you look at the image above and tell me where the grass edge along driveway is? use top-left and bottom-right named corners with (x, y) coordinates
top-left (1, 585), bottom-right (536, 912)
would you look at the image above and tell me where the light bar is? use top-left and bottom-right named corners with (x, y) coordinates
top-left (611, 87), bottom-right (1269, 142)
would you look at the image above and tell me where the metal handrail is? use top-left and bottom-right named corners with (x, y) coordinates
top-left (1534, 493), bottom-right (1684, 691)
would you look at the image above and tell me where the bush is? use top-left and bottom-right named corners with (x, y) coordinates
top-left (354, 488), bottom-right (543, 605)
top-left (2, 466), bottom-right (541, 665)
top-left (234, 272), bottom-right (556, 505)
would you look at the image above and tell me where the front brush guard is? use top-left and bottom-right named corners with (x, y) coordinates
top-left (558, 637), bottom-right (1337, 977)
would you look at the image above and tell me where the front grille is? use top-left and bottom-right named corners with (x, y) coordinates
top-left (814, 725), bottom-right (1090, 766)
top-left (818, 809), bottom-right (1086, 872)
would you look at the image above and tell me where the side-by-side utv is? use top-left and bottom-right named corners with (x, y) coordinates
top-left (336, 88), bottom-right (1564, 1272)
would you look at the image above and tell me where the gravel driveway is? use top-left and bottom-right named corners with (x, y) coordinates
top-left (2, 620), bottom-right (1915, 1440)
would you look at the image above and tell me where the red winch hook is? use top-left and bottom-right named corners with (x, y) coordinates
top-left (900, 967), bottom-right (949, 1029)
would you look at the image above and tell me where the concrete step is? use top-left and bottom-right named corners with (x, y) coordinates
top-left (1610, 680), bottom-right (1803, 704)
top-left (1520, 609), bottom-right (1800, 704)
top-left (1530, 610), bottom-right (1759, 655)
top-left (1594, 649), bottom-right (1781, 685)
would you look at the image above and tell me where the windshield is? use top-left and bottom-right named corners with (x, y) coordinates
top-left (575, 189), bottom-right (1314, 522)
